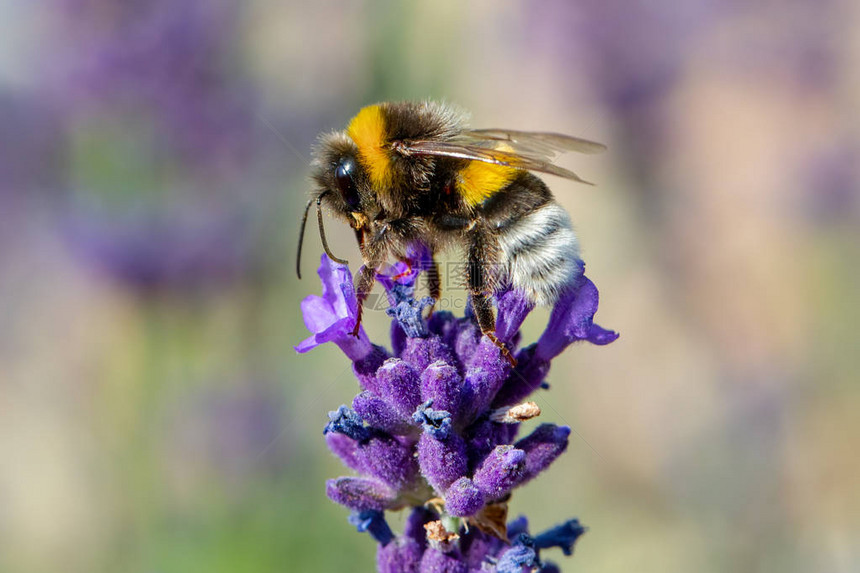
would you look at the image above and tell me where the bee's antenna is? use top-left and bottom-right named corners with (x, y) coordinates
top-left (316, 191), bottom-right (349, 266)
top-left (296, 197), bottom-right (314, 279)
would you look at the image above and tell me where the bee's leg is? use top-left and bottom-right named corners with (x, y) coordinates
top-left (467, 228), bottom-right (516, 367)
top-left (352, 225), bottom-right (387, 337)
top-left (352, 264), bottom-right (376, 337)
top-left (471, 293), bottom-right (515, 367)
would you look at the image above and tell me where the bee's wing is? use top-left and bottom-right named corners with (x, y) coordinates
top-left (465, 129), bottom-right (607, 156)
top-left (398, 129), bottom-right (605, 185)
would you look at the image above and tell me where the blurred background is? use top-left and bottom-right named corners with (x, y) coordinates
top-left (1, 1), bottom-right (859, 572)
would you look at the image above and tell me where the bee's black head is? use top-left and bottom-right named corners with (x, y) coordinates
top-left (311, 132), bottom-right (379, 224)
top-left (297, 132), bottom-right (381, 278)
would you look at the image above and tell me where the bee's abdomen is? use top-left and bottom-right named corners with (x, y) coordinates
top-left (496, 202), bottom-right (582, 306)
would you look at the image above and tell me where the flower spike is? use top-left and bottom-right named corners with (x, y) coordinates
top-left (298, 255), bottom-right (617, 571)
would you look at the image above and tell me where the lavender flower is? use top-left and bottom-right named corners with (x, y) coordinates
top-left (298, 252), bottom-right (616, 572)
top-left (296, 256), bottom-right (375, 361)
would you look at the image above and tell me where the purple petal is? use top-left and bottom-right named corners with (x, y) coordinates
top-left (296, 317), bottom-right (374, 361)
top-left (507, 516), bottom-right (530, 540)
top-left (494, 287), bottom-right (535, 343)
top-left (376, 242), bottom-right (433, 296)
top-left (326, 477), bottom-right (399, 512)
top-left (533, 518), bottom-right (586, 556)
top-left (515, 424), bottom-right (571, 483)
top-left (403, 241), bottom-right (435, 290)
top-left (585, 322), bottom-right (621, 345)
top-left (376, 261), bottom-right (412, 293)
top-left (491, 344), bottom-right (551, 408)
top-left (349, 509), bottom-right (394, 546)
top-left (294, 314), bottom-right (349, 353)
top-left (536, 275), bottom-right (618, 360)
top-left (472, 445), bottom-right (526, 500)
top-left (445, 477), bottom-right (485, 517)
top-left (319, 255), bottom-right (353, 313)
top-left (293, 335), bottom-right (322, 354)
top-left (295, 256), bottom-right (376, 361)
top-left (297, 232), bottom-right (613, 567)
top-left (317, 254), bottom-right (355, 317)
top-left (338, 277), bottom-right (360, 319)
top-left (299, 294), bottom-right (340, 334)
top-left (330, 327), bottom-right (375, 361)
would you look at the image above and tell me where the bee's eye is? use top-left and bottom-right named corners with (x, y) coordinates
top-left (334, 158), bottom-right (360, 210)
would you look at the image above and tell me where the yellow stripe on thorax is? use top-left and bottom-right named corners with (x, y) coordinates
top-left (347, 104), bottom-right (392, 191)
top-left (456, 147), bottom-right (519, 206)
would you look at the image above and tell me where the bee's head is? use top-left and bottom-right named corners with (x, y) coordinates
top-left (297, 132), bottom-right (381, 278)
top-left (311, 132), bottom-right (379, 228)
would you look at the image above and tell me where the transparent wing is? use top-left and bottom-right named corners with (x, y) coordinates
top-left (466, 129), bottom-right (607, 155)
top-left (397, 129), bottom-right (605, 185)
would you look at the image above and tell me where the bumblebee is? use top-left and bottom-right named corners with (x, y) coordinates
top-left (297, 101), bottom-right (605, 365)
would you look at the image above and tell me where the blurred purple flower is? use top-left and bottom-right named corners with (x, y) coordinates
top-left (37, 0), bottom-right (285, 293)
top-left (799, 140), bottom-right (860, 225)
top-left (0, 91), bottom-right (64, 200)
top-left (299, 255), bottom-right (616, 571)
top-left (61, 204), bottom-right (256, 294)
top-left (530, 1), bottom-right (708, 113)
top-left (528, 0), bottom-right (856, 225)
top-left (48, 0), bottom-right (257, 171)
top-left (0, 91), bottom-right (66, 253)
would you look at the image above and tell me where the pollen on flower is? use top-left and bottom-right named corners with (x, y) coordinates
top-left (490, 401), bottom-right (542, 423)
top-left (298, 253), bottom-right (616, 572)
top-left (424, 520), bottom-right (460, 551)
